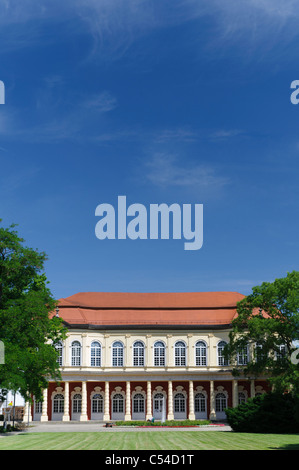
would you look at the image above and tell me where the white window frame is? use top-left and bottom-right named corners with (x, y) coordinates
top-left (112, 341), bottom-right (124, 367)
top-left (71, 341), bottom-right (81, 366)
top-left (195, 341), bottom-right (207, 366)
top-left (174, 341), bottom-right (186, 367)
top-left (154, 341), bottom-right (166, 367)
top-left (91, 341), bottom-right (101, 367)
top-left (133, 341), bottom-right (145, 367)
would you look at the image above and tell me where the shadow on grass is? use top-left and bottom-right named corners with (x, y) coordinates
top-left (269, 443), bottom-right (299, 450)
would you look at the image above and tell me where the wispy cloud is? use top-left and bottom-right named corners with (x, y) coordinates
top-left (1, 0), bottom-right (299, 58)
top-left (144, 153), bottom-right (230, 192)
top-left (0, 89), bottom-right (117, 143)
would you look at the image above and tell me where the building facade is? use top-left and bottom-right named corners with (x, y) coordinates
top-left (25, 291), bottom-right (270, 422)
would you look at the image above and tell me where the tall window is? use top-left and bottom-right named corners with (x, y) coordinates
top-left (215, 392), bottom-right (227, 412)
top-left (53, 394), bottom-right (64, 414)
top-left (92, 394), bottom-right (103, 413)
top-left (133, 394), bottom-right (145, 414)
top-left (255, 342), bottom-right (266, 362)
top-left (72, 394), bottom-right (82, 414)
top-left (35, 400), bottom-right (42, 414)
top-left (276, 344), bottom-right (286, 360)
top-left (194, 393), bottom-right (206, 413)
top-left (174, 393), bottom-right (185, 413)
top-left (71, 341), bottom-right (81, 366)
top-left (154, 341), bottom-right (165, 366)
top-left (195, 341), bottom-right (207, 366)
top-left (91, 341), bottom-right (101, 367)
top-left (237, 345), bottom-right (248, 365)
top-left (238, 392), bottom-right (246, 405)
top-left (112, 341), bottom-right (124, 367)
top-left (55, 341), bottom-right (63, 366)
top-left (112, 394), bottom-right (124, 413)
top-left (217, 341), bottom-right (228, 366)
top-left (175, 341), bottom-right (186, 366)
top-left (133, 341), bottom-right (144, 367)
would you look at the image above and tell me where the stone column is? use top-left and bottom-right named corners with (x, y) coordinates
top-left (62, 381), bottom-right (70, 421)
top-left (209, 380), bottom-right (216, 421)
top-left (167, 381), bottom-right (174, 420)
top-left (250, 379), bottom-right (255, 398)
top-left (232, 379), bottom-right (238, 408)
top-left (103, 381), bottom-right (110, 421)
top-left (125, 381), bottom-right (131, 421)
top-left (40, 387), bottom-right (48, 422)
top-left (80, 381), bottom-right (88, 421)
top-left (146, 381), bottom-right (152, 420)
top-left (23, 396), bottom-right (32, 423)
top-left (188, 380), bottom-right (195, 420)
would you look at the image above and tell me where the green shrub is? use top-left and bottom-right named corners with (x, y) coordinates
top-left (225, 392), bottom-right (299, 433)
top-left (114, 419), bottom-right (210, 427)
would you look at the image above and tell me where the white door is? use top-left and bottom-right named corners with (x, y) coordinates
top-left (194, 393), bottom-right (207, 419)
top-left (91, 394), bottom-right (104, 420)
top-left (52, 394), bottom-right (64, 421)
top-left (215, 393), bottom-right (227, 420)
top-left (72, 394), bottom-right (82, 421)
top-left (111, 394), bottom-right (125, 420)
top-left (34, 400), bottom-right (42, 421)
top-left (153, 393), bottom-right (164, 420)
top-left (132, 394), bottom-right (145, 420)
top-left (173, 393), bottom-right (187, 420)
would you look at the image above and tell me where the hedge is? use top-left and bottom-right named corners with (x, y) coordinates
top-left (225, 392), bottom-right (299, 433)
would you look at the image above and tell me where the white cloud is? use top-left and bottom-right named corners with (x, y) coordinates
top-left (0, 89), bottom-right (118, 143)
top-left (1, 0), bottom-right (298, 57)
top-left (144, 153), bottom-right (229, 191)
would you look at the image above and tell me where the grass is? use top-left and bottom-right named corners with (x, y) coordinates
top-left (0, 431), bottom-right (298, 450)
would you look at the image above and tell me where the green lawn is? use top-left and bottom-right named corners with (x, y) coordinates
top-left (0, 431), bottom-right (298, 450)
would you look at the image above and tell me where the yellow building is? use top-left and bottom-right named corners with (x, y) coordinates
top-left (26, 291), bottom-right (270, 422)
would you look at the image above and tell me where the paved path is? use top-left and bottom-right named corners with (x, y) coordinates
top-left (24, 422), bottom-right (232, 433)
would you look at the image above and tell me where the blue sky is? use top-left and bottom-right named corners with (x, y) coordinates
top-left (0, 0), bottom-right (298, 300)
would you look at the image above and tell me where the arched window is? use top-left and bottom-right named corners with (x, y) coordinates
top-left (154, 341), bottom-right (165, 366)
top-left (153, 393), bottom-right (164, 414)
top-left (35, 400), bottom-right (42, 414)
top-left (53, 394), bottom-right (64, 414)
top-left (238, 392), bottom-right (246, 405)
top-left (112, 394), bottom-right (124, 413)
top-left (91, 341), bottom-right (101, 367)
top-left (112, 341), bottom-right (124, 367)
top-left (217, 341), bottom-right (228, 366)
top-left (174, 393), bottom-right (186, 413)
top-left (133, 393), bottom-right (145, 414)
top-left (92, 394), bottom-right (103, 413)
top-left (72, 394), bottom-right (82, 413)
top-left (133, 341), bottom-right (145, 367)
top-left (71, 341), bottom-right (81, 366)
top-left (237, 345), bottom-right (248, 365)
top-left (55, 341), bottom-right (63, 366)
top-left (195, 341), bottom-right (207, 366)
top-left (276, 344), bottom-right (287, 360)
top-left (194, 392), bottom-right (206, 413)
top-left (174, 341), bottom-right (186, 366)
top-left (215, 392), bottom-right (227, 412)
top-left (255, 342), bottom-right (266, 362)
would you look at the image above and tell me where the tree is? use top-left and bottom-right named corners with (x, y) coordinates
top-left (225, 271), bottom-right (299, 394)
top-left (0, 220), bottom-right (67, 403)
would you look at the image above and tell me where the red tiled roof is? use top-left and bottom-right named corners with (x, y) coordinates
top-left (54, 292), bottom-right (245, 328)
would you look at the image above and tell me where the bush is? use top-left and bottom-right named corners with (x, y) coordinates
top-left (115, 419), bottom-right (210, 427)
top-left (225, 392), bottom-right (299, 433)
